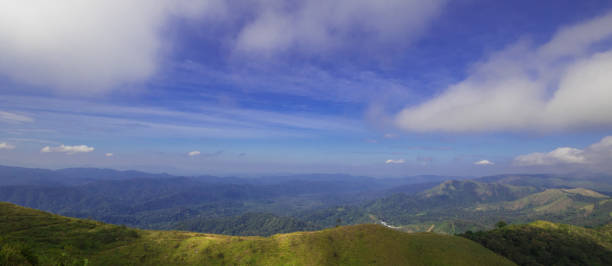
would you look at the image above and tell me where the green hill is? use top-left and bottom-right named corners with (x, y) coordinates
top-left (476, 174), bottom-right (612, 194)
top-left (473, 188), bottom-right (611, 224)
top-left (460, 221), bottom-right (612, 266)
top-left (359, 183), bottom-right (611, 234)
top-left (358, 180), bottom-right (540, 229)
top-left (476, 188), bottom-right (605, 213)
top-left (0, 202), bottom-right (514, 265)
top-left (421, 180), bottom-right (538, 204)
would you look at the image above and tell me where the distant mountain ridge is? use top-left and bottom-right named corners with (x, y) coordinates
top-left (1, 165), bottom-right (611, 236)
top-left (420, 179), bottom-right (539, 203)
top-left (0, 165), bottom-right (450, 234)
top-left (309, 178), bottom-right (612, 234)
top-left (475, 174), bottom-right (612, 194)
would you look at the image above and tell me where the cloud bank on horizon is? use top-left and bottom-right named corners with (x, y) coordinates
top-left (0, 111), bottom-right (34, 124)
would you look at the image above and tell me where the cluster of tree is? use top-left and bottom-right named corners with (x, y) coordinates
top-left (0, 240), bottom-right (38, 266)
top-left (176, 213), bottom-right (321, 236)
top-left (460, 224), bottom-right (612, 266)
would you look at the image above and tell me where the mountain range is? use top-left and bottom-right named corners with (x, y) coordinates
top-left (0, 165), bottom-right (611, 236)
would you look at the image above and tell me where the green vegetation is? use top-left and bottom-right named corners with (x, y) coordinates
top-left (1, 166), bottom-right (611, 237)
top-left (176, 212), bottom-right (321, 236)
top-left (460, 221), bottom-right (612, 266)
top-left (477, 174), bottom-right (612, 194)
top-left (349, 181), bottom-right (612, 234)
top-left (359, 180), bottom-right (541, 226)
top-left (0, 202), bottom-right (514, 265)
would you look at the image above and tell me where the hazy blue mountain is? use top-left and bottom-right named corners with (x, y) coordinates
top-left (6, 165), bottom-right (610, 236)
top-left (0, 165), bottom-right (447, 232)
top-left (0, 165), bottom-right (172, 186)
top-left (476, 174), bottom-right (612, 195)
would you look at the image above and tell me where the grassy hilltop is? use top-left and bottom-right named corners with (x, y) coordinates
top-left (0, 202), bottom-right (514, 265)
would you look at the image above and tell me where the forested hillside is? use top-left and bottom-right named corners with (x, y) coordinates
top-left (0, 202), bottom-right (514, 266)
top-left (1, 166), bottom-right (611, 236)
top-left (460, 221), bottom-right (612, 266)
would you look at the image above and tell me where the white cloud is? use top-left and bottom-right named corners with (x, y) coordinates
top-left (105, 153), bottom-right (113, 157)
top-left (0, 142), bottom-right (15, 150)
top-left (474, 160), bottom-right (494, 165)
top-left (188, 150), bottom-right (201, 156)
top-left (0, 1), bottom-right (224, 94)
top-left (41, 144), bottom-right (94, 154)
top-left (0, 0), bottom-right (445, 97)
top-left (395, 10), bottom-right (612, 132)
top-left (0, 0), bottom-right (447, 94)
top-left (515, 147), bottom-right (586, 166)
top-left (514, 136), bottom-right (612, 168)
top-left (385, 159), bottom-right (405, 164)
top-left (0, 111), bottom-right (33, 123)
top-left (234, 0), bottom-right (446, 54)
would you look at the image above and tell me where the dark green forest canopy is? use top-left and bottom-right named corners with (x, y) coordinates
top-left (460, 221), bottom-right (612, 266)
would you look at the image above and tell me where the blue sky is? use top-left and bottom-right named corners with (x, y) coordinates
top-left (1, 0), bottom-right (612, 177)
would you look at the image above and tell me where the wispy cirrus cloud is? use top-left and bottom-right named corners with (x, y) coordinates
top-left (168, 61), bottom-right (415, 105)
top-left (0, 95), bottom-right (364, 140)
top-left (0, 111), bottom-right (33, 123)
top-left (395, 10), bottom-right (612, 132)
top-left (188, 151), bottom-right (200, 156)
top-left (41, 144), bottom-right (94, 155)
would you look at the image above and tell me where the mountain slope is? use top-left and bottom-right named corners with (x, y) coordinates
top-left (473, 187), bottom-right (611, 225)
top-left (421, 180), bottom-right (539, 204)
top-left (476, 174), bottom-right (612, 194)
top-left (348, 181), bottom-right (610, 234)
top-left (360, 180), bottom-right (539, 226)
top-left (477, 188), bottom-right (606, 213)
top-left (0, 202), bottom-right (514, 265)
